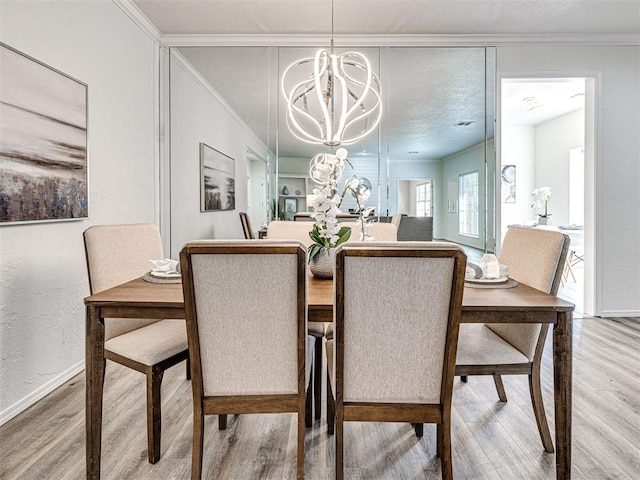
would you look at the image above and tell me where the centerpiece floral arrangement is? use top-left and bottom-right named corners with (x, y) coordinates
top-left (531, 187), bottom-right (552, 220)
top-left (308, 148), bottom-right (352, 262)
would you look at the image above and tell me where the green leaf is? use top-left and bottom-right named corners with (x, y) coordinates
top-left (334, 226), bottom-right (352, 247)
top-left (308, 244), bottom-right (322, 261)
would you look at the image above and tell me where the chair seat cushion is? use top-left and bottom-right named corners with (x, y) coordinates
top-left (308, 321), bottom-right (326, 337)
top-left (105, 319), bottom-right (188, 366)
top-left (456, 323), bottom-right (528, 366)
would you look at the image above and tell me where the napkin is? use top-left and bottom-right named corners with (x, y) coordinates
top-left (150, 258), bottom-right (180, 275)
top-left (479, 254), bottom-right (501, 279)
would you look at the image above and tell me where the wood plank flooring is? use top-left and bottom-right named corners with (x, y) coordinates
top-left (1, 315), bottom-right (638, 479)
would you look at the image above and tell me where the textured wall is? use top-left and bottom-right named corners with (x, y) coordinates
top-left (0, 0), bottom-right (158, 421)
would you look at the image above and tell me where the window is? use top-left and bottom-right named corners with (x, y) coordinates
top-left (459, 171), bottom-right (479, 237)
top-left (415, 181), bottom-right (433, 217)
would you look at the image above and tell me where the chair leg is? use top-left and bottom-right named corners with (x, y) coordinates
top-left (186, 356), bottom-right (191, 381)
top-left (460, 375), bottom-right (468, 383)
top-left (314, 336), bottom-right (323, 420)
top-left (493, 374), bottom-right (508, 402)
top-left (146, 367), bottom-right (164, 464)
top-left (414, 423), bottom-right (424, 438)
top-left (335, 403), bottom-right (344, 480)
top-left (529, 370), bottom-right (554, 453)
top-left (438, 421), bottom-right (453, 480)
top-left (192, 406), bottom-right (204, 480)
top-left (326, 371), bottom-right (335, 435)
top-left (218, 415), bottom-right (227, 430)
top-left (305, 363), bottom-right (313, 427)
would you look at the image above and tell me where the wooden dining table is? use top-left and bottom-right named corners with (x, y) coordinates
top-left (84, 273), bottom-right (574, 480)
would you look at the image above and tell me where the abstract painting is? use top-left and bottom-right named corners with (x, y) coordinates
top-left (0, 43), bottom-right (88, 224)
top-left (200, 143), bottom-right (235, 211)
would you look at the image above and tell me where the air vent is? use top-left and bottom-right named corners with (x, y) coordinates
top-left (454, 121), bottom-right (474, 126)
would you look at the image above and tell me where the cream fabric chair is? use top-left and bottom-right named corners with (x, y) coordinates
top-left (326, 242), bottom-right (467, 480)
top-left (455, 226), bottom-right (570, 453)
top-left (83, 223), bottom-right (189, 464)
top-left (179, 240), bottom-right (308, 479)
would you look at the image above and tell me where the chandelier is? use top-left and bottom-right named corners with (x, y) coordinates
top-left (281, 2), bottom-right (382, 147)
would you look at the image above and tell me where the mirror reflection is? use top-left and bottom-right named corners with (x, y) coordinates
top-left (166, 45), bottom-right (495, 257)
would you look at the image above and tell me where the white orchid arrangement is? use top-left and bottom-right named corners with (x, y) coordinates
top-left (340, 175), bottom-right (375, 241)
top-left (308, 148), bottom-right (352, 261)
top-left (531, 187), bottom-right (552, 218)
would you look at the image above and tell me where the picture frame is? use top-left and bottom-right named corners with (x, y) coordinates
top-left (448, 200), bottom-right (458, 214)
top-left (284, 198), bottom-right (297, 220)
top-left (0, 42), bottom-right (88, 225)
top-left (200, 143), bottom-right (235, 212)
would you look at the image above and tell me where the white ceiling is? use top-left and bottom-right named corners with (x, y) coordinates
top-left (131, 0), bottom-right (638, 160)
top-left (133, 1), bottom-right (640, 36)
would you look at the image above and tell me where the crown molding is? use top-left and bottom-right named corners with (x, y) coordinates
top-left (159, 33), bottom-right (640, 48)
top-left (113, 0), bottom-right (162, 43)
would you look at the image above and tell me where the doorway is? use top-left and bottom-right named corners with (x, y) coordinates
top-left (499, 77), bottom-right (596, 314)
top-left (246, 147), bottom-right (268, 232)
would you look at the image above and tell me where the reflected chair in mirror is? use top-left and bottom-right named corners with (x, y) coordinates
top-left (455, 226), bottom-right (570, 453)
top-left (83, 223), bottom-right (189, 464)
top-left (239, 211), bottom-right (254, 239)
top-left (326, 242), bottom-right (467, 480)
top-left (266, 220), bottom-right (323, 425)
top-left (179, 240), bottom-right (308, 479)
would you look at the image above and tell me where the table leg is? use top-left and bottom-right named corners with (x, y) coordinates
top-left (86, 305), bottom-right (105, 480)
top-left (553, 310), bottom-right (573, 479)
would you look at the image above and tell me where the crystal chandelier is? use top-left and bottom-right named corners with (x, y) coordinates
top-left (281, 2), bottom-right (382, 147)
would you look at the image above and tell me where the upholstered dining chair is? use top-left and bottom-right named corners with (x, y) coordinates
top-left (179, 240), bottom-right (308, 479)
top-left (239, 211), bottom-right (254, 239)
top-left (326, 242), bottom-right (467, 480)
top-left (455, 225), bottom-right (570, 453)
top-left (83, 223), bottom-right (189, 464)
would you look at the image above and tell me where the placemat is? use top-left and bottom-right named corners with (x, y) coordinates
top-left (142, 272), bottom-right (182, 284)
top-left (465, 278), bottom-right (518, 289)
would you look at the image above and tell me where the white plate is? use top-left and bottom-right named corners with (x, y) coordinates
top-left (465, 276), bottom-right (509, 284)
top-left (150, 271), bottom-right (181, 279)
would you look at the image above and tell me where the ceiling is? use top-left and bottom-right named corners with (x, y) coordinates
top-left (132, 0), bottom-right (638, 161)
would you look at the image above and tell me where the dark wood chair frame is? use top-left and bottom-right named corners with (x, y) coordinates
top-left (328, 246), bottom-right (467, 480)
top-left (180, 242), bottom-right (307, 480)
top-left (455, 233), bottom-right (570, 454)
top-left (239, 211), bottom-right (254, 239)
top-left (83, 232), bottom-right (190, 465)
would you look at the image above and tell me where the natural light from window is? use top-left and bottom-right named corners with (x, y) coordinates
top-left (459, 171), bottom-right (479, 237)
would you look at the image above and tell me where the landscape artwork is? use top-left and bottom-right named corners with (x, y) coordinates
top-left (0, 43), bottom-right (88, 224)
top-left (200, 143), bottom-right (235, 211)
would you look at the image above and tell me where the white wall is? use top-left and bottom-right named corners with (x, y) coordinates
top-left (534, 109), bottom-right (585, 226)
top-left (497, 46), bottom-right (640, 316)
top-left (0, 0), bottom-right (159, 423)
top-left (168, 53), bottom-right (268, 258)
top-left (500, 125), bottom-right (535, 238)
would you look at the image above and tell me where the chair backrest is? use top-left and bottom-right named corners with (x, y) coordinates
top-left (83, 223), bottom-right (164, 340)
top-left (239, 212), bottom-right (254, 239)
top-left (266, 220), bottom-right (315, 247)
top-left (391, 214), bottom-right (402, 229)
top-left (335, 241), bottom-right (466, 404)
top-left (342, 222), bottom-right (398, 242)
top-left (487, 226), bottom-right (571, 360)
top-left (180, 240), bottom-right (306, 397)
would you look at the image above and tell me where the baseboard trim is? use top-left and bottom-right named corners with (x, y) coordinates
top-left (0, 360), bottom-right (85, 427)
top-left (599, 310), bottom-right (640, 318)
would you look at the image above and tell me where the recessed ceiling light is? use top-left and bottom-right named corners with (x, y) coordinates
top-left (409, 151), bottom-right (419, 154)
top-left (454, 121), bottom-right (474, 126)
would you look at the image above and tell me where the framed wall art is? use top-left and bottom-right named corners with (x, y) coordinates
top-left (0, 42), bottom-right (88, 225)
top-left (501, 164), bottom-right (516, 203)
top-left (200, 143), bottom-right (235, 212)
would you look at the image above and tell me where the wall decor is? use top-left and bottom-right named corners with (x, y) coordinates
top-left (200, 143), bottom-right (235, 211)
top-left (0, 42), bottom-right (88, 225)
top-left (501, 164), bottom-right (516, 203)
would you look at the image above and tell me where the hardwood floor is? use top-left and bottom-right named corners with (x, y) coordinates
top-left (1, 315), bottom-right (638, 479)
